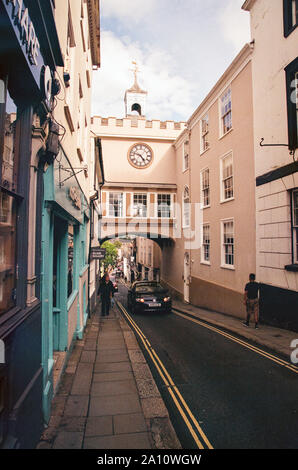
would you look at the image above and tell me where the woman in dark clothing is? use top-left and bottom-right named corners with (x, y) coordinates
top-left (98, 273), bottom-right (114, 317)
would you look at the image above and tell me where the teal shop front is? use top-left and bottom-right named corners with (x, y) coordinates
top-left (41, 146), bottom-right (89, 423)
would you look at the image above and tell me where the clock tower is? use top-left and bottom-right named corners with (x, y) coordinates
top-left (125, 61), bottom-right (147, 118)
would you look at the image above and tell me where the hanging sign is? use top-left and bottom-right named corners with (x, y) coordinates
top-left (91, 248), bottom-right (106, 260)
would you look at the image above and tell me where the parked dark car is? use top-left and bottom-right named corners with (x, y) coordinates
top-left (127, 281), bottom-right (172, 314)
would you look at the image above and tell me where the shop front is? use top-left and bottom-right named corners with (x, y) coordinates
top-left (0, 0), bottom-right (63, 448)
top-left (41, 146), bottom-right (90, 423)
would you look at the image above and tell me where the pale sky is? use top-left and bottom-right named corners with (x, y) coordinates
top-left (92, 0), bottom-right (251, 122)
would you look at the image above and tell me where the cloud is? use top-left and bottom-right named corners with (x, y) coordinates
top-left (92, 30), bottom-right (196, 121)
top-left (218, 0), bottom-right (251, 53)
top-left (94, 1), bottom-right (251, 121)
top-left (102, 0), bottom-right (158, 22)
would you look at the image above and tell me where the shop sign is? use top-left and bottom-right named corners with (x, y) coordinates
top-left (69, 186), bottom-right (82, 211)
top-left (6, 0), bottom-right (41, 67)
top-left (53, 148), bottom-right (88, 225)
top-left (91, 248), bottom-right (106, 260)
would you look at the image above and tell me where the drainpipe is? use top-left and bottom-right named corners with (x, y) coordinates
top-left (187, 126), bottom-right (192, 301)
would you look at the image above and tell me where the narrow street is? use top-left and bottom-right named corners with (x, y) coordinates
top-left (116, 283), bottom-right (298, 450)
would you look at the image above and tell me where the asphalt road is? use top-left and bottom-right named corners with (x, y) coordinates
top-left (115, 283), bottom-right (298, 449)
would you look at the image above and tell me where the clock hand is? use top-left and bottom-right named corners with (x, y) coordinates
top-left (136, 152), bottom-right (146, 162)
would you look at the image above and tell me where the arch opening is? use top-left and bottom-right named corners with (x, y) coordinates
top-left (131, 103), bottom-right (142, 115)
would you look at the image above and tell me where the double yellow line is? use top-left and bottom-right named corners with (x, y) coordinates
top-left (117, 301), bottom-right (213, 450)
top-left (173, 309), bottom-right (298, 375)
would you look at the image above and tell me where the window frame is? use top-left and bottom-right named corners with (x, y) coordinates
top-left (182, 139), bottom-right (189, 172)
top-left (133, 192), bottom-right (148, 218)
top-left (220, 152), bottom-right (234, 203)
top-left (283, 0), bottom-right (298, 37)
top-left (182, 186), bottom-right (190, 229)
top-left (157, 193), bottom-right (172, 219)
top-left (219, 87), bottom-right (232, 138)
top-left (291, 188), bottom-right (298, 264)
top-left (221, 219), bottom-right (235, 269)
top-left (200, 167), bottom-right (210, 209)
top-left (285, 57), bottom-right (298, 151)
top-left (201, 223), bottom-right (211, 265)
top-left (200, 113), bottom-right (210, 154)
top-left (0, 72), bottom-right (33, 322)
top-left (108, 191), bottom-right (125, 218)
top-left (0, 78), bottom-right (23, 320)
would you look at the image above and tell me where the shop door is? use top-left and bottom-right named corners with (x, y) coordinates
top-left (53, 217), bottom-right (68, 351)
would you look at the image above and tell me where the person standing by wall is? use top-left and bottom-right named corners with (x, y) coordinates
top-left (243, 273), bottom-right (260, 329)
top-left (98, 273), bottom-right (114, 317)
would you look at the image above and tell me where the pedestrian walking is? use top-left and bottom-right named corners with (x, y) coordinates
top-left (98, 273), bottom-right (114, 317)
top-left (243, 273), bottom-right (260, 329)
top-left (130, 269), bottom-right (135, 284)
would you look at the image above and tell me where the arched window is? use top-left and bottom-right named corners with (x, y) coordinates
top-left (183, 186), bottom-right (190, 228)
top-left (131, 103), bottom-right (142, 115)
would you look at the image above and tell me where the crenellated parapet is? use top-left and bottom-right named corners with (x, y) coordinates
top-left (91, 116), bottom-right (186, 139)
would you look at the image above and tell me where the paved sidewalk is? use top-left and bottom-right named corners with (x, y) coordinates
top-left (37, 305), bottom-right (180, 450)
top-left (173, 299), bottom-right (298, 360)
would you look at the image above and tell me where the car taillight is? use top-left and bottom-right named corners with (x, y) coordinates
top-left (136, 298), bottom-right (145, 303)
top-left (163, 297), bottom-right (171, 302)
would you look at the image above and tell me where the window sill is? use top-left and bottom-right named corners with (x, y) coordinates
top-left (219, 128), bottom-right (233, 140)
top-left (200, 147), bottom-right (210, 156)
top-left (182, 168), bottom-right (189, 174)
top-left (202, 205), bottom-right (210, 210)
top-left (200, 261), bottom-right (211, 266)
top-left (80, 264), bottom-right (89, 278)
top-left (285, 264), bottom-right (298, 272)
top-left (220, 197), bottom-right (235, 205)
top-left (67, 289), bottom-right (79, 311)
top-left (220, 264), bottom-right (235, 271)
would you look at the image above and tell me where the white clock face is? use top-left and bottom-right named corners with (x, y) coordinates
top-left (128, 144), bottom-right (153, 169)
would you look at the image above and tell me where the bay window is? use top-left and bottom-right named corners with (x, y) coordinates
top-left (0, 85), bottom-right (18, 316)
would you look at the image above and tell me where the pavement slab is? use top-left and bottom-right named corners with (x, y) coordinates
top-left (91, 379), bottom-right (138, 397)
top-left (83, 432), bottom-right (151, 450)
top-left (64, 395), bottom-right (89, 417)
top-left (89, 393), bottom-right (142, 417)
top-left (85, 416), bottom-right (113, 437)
top-left (94, 361), bottom-right (132, 373)
top-left (93, 371), bottom-right (135, 383)
top-left (113, 413), bottom-right (147, 435)
top-left (53, 431), bottom-right (84, 449)
top-left (71, 363), bottom-right (93, 395)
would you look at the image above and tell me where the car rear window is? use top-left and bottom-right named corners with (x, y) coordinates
top-left (135, 283), bottom-right (165, 293)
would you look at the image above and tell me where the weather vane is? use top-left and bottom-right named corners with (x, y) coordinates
top-left (131, 60), bottom-right (140, 83)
